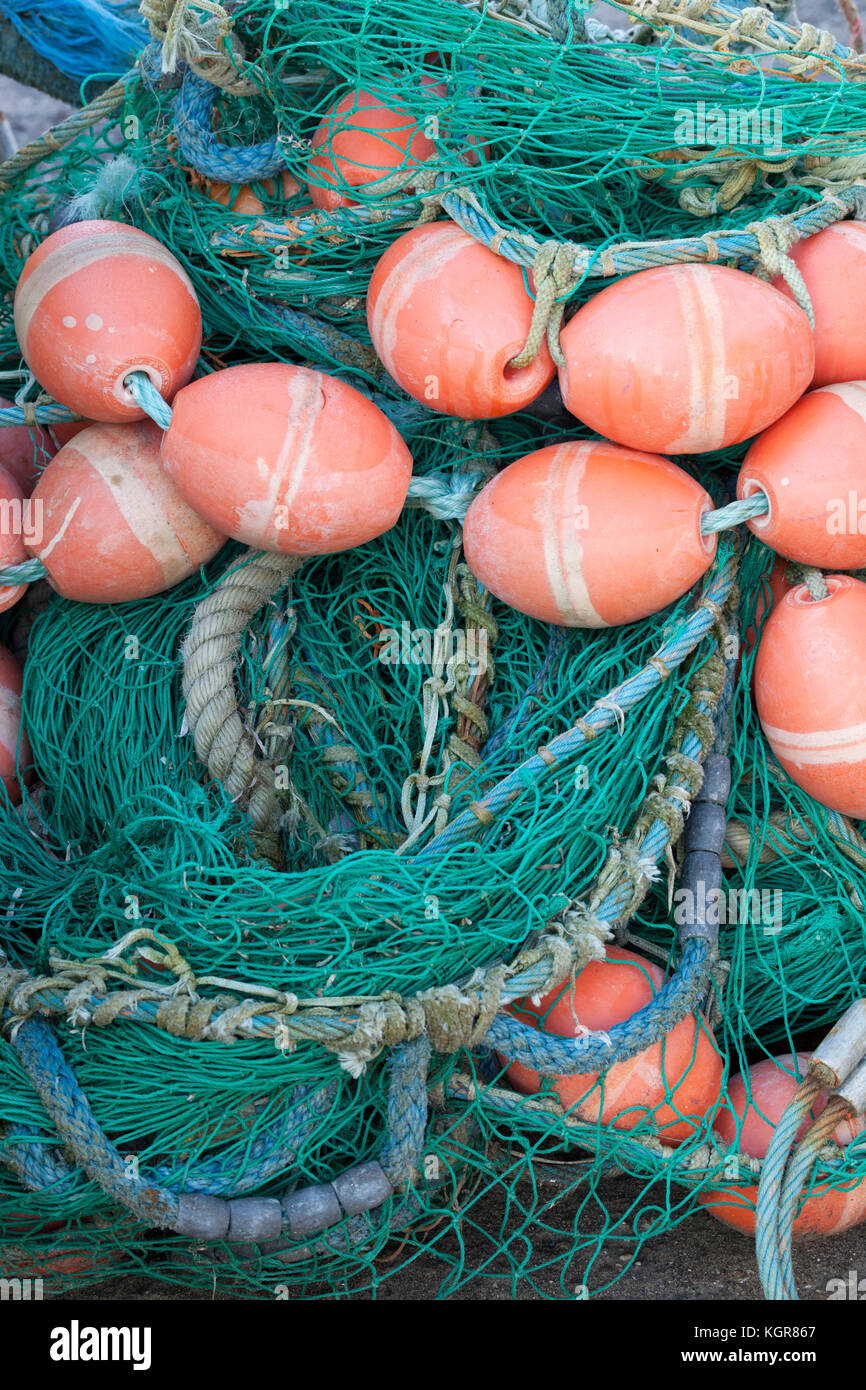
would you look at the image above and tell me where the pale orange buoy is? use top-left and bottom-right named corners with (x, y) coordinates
top-left (0, 643), bottom-right (31, 803)
top-left (27, 421), bottom-right (225, 603)
top-left (738, 382), bottom-right (866, 569)
top-left (462, 440), bottom-right (715, 627)
top-left (14, 220), bottom-right (202, 423)
top-left (308, 87), bottom-right (439, 211)
top-left (501, 946), bottom-right (723, 1145)
top-left (0, 396), bottom-right (56, 492)
top-left (0, 464), bottom-right (31, 614)
top-left (50, 420), bottom-right (92, 448)
top-left (207, 171), bottom-right (301, 215)
top-left (699, 1054), bottom-right (866, 1236)
top-left (161, 363), bottom-right (413, 555)
top-left (754, 574), bottom-right (866, 816)
top-left (367, 222), bottom-right (555, 418)
top-left (558, 264), bottom-right (814, 454)
top-left (775, 222), bottom-right (866, 389)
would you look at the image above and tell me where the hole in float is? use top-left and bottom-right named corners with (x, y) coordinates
top-left (739, 477), bottom-right (772, 532)
top-left (114, 363), bottom-right (163, 407)
top-left (789, 574), bottom-right (845, 607)
top-left (698, 500), bottom-right (717, 557)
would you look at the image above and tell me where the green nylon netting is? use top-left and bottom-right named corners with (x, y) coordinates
top-left (1, 0), bottom-right (866, 1299)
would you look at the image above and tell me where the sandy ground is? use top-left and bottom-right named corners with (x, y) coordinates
top-left (2, 0), bottom-right (866, 1304)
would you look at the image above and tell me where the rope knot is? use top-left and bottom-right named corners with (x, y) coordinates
top-left (509, 240), bottom-right (578, 370)
top-left (746, 215), bottom-right (814, 327)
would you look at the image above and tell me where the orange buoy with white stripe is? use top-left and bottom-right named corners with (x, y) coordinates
top-left (462, 440), bottom-right (715, 626)
top-left (501, 946), bottom-right (723, 1145)
top-left (558, 264), bottom-right (814, 454)
top-left (699, 1054), bottom-right (866, 1235)
top-left (28, 421), bottom-right (225, 603)
top-left (161, 363), bottom-right (413, 555)
top-left (308, 87), bottom-right (439, 210)
top-left (366, 222), bottom-right (555, 418)
top-left (775, 222), bottom-right (866, 389)
top-left (754, 574), bottom-right (866, 816)
top-left (0, 396), bottom-right (56, 492)
top-left (0, 464), bottom-right (31, 614)
top-left (0, 643), bottom-right (31, 803)
top-left (14, 220), bottom-right (202, 423)
top-left (737, 382), bottom-right (866, 569)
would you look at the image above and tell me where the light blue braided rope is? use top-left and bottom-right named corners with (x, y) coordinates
top-left (0, 558), bottom-right (47, 586)
top-left (175, 71), bottom-right (288, 182)
top-left (379, 1035), bottom-right (433, 1187)
top-left (11, 1016), bottom-right (179, 1226)
top-left (702, 493), bottom-right (768, 533)
top-left (1, 1085), bottom-right (336, 1198)
top-left (124, 369), bottom-right (173, 429)
top-left (0, 404), bottom-right (81, 428)
top-left (439, 182), bottom-right (866, 281)
top-left (754, 1074), bottom-right (820, 1300)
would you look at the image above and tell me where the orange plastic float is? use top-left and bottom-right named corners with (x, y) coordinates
top-left (161, 363), bottom-right (413, 554)
top-left (207, 171), bottom-right (301, 214)
top-left (558, 264), bottom-right (814, 453)
top-left (699, 1054), bottom-right (866, 1235)
top-left (738, 382), bottom-right (866, 569)
top-left (308, 87), bottom-right (438, 210)
top-left (0, 643), bottom-right (31, 804)
top-left (0, 463), bottom-right (30, 614)
top-left (754, 575), bottom-right (866, 816)
top-left (14, 220), bottom-right (202, 422)
top-left (775, 222), bottom-right (866, 388)
top-left (0, 396), bottom-right (55, 492)
top-left (502, 946), bottom-right (723, 1145)
top-left (462, 440), bottom-right (716, 626)
top-left (367, 222), bottom-right (555, 418)
top-left (28, 421), bottom-right (225, 603)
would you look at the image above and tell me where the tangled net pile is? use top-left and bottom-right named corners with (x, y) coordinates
top-left (1, 0), bottom-right (866, 1300)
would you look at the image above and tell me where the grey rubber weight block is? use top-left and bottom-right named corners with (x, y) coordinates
top-left (174, 1193), bottom-right (231, 1240)
top-left (698, 753), bottom-right (731, 806)
top-left (282, 1183), bottom-right (342, 1238)
top-left (684, 800), bottom-right (727, 855)
top-left (332, 1161), bottom-right (393, 1217)
top-left (227, 1197), bottom-right (283, 1242)
top-left (678, 850), bottom-right (723, 942)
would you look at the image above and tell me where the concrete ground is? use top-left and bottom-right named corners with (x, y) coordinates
top-left (2, 0), bottom-right (865, 1303)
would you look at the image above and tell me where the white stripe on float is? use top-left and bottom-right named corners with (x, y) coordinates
top-left (79, 434), bottom-right (190, 578)
top-left (762, 717), bottom-right (866, 749)
top-left (666, 267), bottom-right (727, 453)
top-left (368, 229), bottom-right (468, 385)
top-left (14, 230), bottom-right (196, 341)
top-left (817, 381), bottom-right (866, 425)
top-left (36, 495), bottom-right (82, 562)
top-left (540, 443), bottom-right (607, 627)
top-left (236, 369), bottom-right (322, 546)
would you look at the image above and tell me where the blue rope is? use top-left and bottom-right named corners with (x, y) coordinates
top-left (0, 404), bottom-right (80, 427)
top-left (0, 0), bottom-right (146, 80)
top-left (124, 369), bottom-right (173, 428)
top-left (175, 71), bottom-right (287, 182)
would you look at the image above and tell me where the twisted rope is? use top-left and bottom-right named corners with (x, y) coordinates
top-left (181, 549), bottom-right (303, 857)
